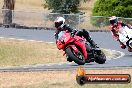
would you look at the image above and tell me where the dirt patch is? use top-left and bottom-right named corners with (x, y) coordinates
top-left (0, 69), bottom-right (131, 88)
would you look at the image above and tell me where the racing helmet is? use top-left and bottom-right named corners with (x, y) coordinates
top-left (54, 17), bottom-right (65, 28)
top-left (109, 16), bottom-right (118, 25)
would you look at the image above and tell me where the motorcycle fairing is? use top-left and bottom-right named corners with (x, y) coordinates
top-left (73, 36), bottom-right (88, 60)
top-left (119, 26), bottom-right (132, 45)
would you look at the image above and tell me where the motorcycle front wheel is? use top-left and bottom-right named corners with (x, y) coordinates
top-left (65, 47), bottom-right (85, 65)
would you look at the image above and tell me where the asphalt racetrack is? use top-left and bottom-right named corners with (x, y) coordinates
top-left (0, 27), bottom-right (132, 72)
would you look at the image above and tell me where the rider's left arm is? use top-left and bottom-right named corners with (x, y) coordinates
top-left (122, 22), bottom-right (132, 29)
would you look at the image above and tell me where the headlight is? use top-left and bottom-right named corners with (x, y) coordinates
top-left (57, 41), bottom-right (65, 50)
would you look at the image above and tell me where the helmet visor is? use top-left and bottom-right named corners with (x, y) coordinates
top-left (55, 21), bottom-right (63, 28)
top-left (110, 19), bottom-right (117, 24)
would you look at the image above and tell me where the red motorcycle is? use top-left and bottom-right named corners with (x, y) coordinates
top-left (56, 31), bottom-right (106, 65)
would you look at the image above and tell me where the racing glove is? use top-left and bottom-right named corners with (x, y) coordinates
top-left (71, 29), bottom-right (77, 36)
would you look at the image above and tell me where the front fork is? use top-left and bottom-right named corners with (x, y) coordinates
top-left (63, 45), bottom-right (79, 62)
top-left (63, 45), bottom-right (79, 56)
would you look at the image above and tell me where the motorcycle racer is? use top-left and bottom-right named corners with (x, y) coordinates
top-left (109, 16), bottom-right (132, 51)
top-left (54, 17), bottom-right (106, 64)
top-left (54, 16), bottom-right (97, 48)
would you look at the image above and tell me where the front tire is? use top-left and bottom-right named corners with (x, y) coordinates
top-left (65, 47), bottom-right (85, 65)
top-left (95, 51), bottom-right (106, 64)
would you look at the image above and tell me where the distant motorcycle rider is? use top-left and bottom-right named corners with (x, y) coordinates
top-left (54, 16), bottom-right (97, 48)
top-left (109, 16), bottom-right (132, 51)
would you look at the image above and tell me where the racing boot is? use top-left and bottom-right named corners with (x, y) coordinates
top-left (85, 58), bottom-right (95, 63)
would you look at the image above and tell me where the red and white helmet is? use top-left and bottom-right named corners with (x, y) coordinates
top-left (54, 17), bottom-right (65, 28)
top-left (109, 16), bottom-right (118, 25)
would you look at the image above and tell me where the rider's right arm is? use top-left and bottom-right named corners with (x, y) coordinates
top-left (109, 25), bottom-right (119, 41)
top-left (112, 32), bottom-right (119, 41)
top-left (54, 30), bottom-right (59, 40)
top-left (111, 29), bottom-right (119, 41)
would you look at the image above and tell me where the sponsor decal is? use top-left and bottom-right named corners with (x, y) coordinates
top-left (76, 66), bottom-right (131, 85)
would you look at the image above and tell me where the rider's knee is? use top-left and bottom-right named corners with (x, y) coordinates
top-left (81, 29), bottom-right (89, 36)
top-left (76, 30), bottom-right (82, 36)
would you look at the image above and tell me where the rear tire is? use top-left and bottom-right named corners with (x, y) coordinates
top-left (95, 51), bottom-right (106, 64)
top-left (65, 47), bottom-right (85, 65)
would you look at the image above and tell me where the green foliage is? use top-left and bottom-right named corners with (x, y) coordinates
top-left (92, 0), bottom-right (132, 17)
top-left (59, 0), bottom-right (80, 14)
top-left (43, 0), bottom-right (62, 12)
top-left (43, 0), bottom-right (89, 14)
top-left (91, 0), bottom-right (132, 27)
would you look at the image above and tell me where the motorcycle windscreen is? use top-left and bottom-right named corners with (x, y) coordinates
top-left (58, 31), bottom-right (71, 43)
top-left (58, 31), bottom-right (65, 40)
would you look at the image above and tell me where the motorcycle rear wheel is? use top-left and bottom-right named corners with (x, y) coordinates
top-left (65, 47), bottom-right (85, 65)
